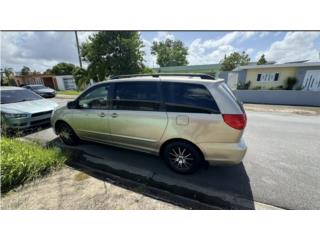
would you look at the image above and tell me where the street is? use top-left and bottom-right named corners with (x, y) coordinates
top-left (20, 97), bottom-right (320, 209)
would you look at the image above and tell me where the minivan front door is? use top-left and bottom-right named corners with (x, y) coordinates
top-left (109, 81), bottom-right (167, 152)
top-left (72, 83), bottom-right (111, 143)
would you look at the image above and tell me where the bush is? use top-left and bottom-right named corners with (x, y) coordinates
top-left (252, 86), bottom-right (261, 90)
top-left (1, 138), bottom-right (67, 193)
top-left (286, 77), bottom-right (297, 90)
top-left (237, 81), bottom-right (251, 90)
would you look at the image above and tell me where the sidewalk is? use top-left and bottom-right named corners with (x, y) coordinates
top-left (1, 167), bottom-right (181, 210)
top-left (244, 103), bottom-right (320, 115)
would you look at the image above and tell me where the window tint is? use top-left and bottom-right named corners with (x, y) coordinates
top-left (78, 84), bottom-right (109, 109)
top-left (1, 89), bottom-right (42, 104)
top-left (275, 73), bottom-right (279, 81)
top-left (112, 82), bottom-right (161, 111)
top-left (162, 82), bottom-right (220, 114)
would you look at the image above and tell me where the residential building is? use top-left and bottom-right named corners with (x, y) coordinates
top-left (14, 74), bottom-right (77, 90)
top-left (55, 75), bottom-right (77, 90)
top-left (153, 64), bottom-right (220, 78)
top-left (223, 62), bottom-right (320, 91)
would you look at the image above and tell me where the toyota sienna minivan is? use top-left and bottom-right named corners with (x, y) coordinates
top-left (51, 74), bottom-right (247, 174)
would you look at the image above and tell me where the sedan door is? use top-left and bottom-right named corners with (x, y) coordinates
top-left (71, 83), bottom-right (111, 143)
top-left (109, 81), bottom-right (167, 153)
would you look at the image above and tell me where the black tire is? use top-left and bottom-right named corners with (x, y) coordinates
top-left (56, 122), bottom-right (79, 145)
top-left (162, 141), bottom-right (203, 174)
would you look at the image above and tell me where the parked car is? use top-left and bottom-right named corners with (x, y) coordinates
top-left (24, 84), bottom-right (56, 98)
top-left (51, 74), bottom-right (247, 174)
top-left (1, 86), bottom-right (58, 133)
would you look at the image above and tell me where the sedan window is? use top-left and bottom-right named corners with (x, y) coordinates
top-left (0, 89), bottom-right (42, 104)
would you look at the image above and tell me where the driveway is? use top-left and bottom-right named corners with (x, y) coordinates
top-left (18, 98), bottom-right (320, 209)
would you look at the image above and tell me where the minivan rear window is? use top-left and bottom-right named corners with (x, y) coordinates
top-left (162, 82), bottom-right (220, 114)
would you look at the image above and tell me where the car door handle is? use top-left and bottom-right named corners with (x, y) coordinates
top-left (99, 112), bottom-right (106, 117)
top-left (111, 113), bottom-right (118, 118)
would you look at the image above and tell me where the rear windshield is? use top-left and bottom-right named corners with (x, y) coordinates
top-left (30, 85), bottom-right (47, 90)
top-left (1, 89), bottom-right (42, 104)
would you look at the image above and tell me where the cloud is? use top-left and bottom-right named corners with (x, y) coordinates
top-left (259, 32), bottom-right (269, 38)
top-left (256, 32), bottom-right (320, 63)
top-left (142, 38), bottom-right (158, 67)
top-left (1, 31), bottom-right (82, 72)
top-left (153, 32), bottom-right (175, 42)
top-left (186, 32), bottom-right (256, 65)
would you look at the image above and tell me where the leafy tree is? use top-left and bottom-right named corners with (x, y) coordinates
top-left (1, 68), bottom-right (15, 86)
top-left (257, 54), bottom-right (268, 65)
top-left (44, 69), bottom-right (53, 74)
top-left (51, 62), bottom-right (76, 75)
top-left (81, 31), bottom-right (145, 81)
top-left (151, 39), bottom-right (188, 67)
top-left (220, 51), bottom-right (250, 71)
top-left (21, 66), bottom-right (31, 75)
top-left (141, 66), bottom-right (154, 73)
top-left (72, 67), bottom-right (90, 90)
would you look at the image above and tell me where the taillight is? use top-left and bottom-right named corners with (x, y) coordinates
top-left (222, 114), bottom-right (247, 130)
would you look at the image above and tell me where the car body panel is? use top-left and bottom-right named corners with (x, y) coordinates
top-left (1, 88), bottom-right (58, 129)
top-left (108, 110), bottom-right (168, 153)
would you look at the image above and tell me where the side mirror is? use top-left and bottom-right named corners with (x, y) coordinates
top-left (67, 101), bottom-right (77, 109)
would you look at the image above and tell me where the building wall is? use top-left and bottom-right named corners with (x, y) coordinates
top-left (245, 67), bottom-right (297, 89)
top-left (296, 66), bottom-right (320, 88)
top-left (234, 90), bottom-right (320, 106)
top-left (55, 75), bottom-right (77, 90)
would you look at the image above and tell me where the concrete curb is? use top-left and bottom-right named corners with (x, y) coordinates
top-left (66, 149), bottom-right (283, 210)
top-left (55, 95), bottom-right (77, 99)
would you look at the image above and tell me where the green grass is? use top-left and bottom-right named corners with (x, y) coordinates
top-left (1, 137), bottom-right (68, 193)
top-left (57, 90), bottom-right (81, 95)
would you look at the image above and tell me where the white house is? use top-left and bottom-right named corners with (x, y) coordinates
top-left (55, 75), bottom-right (77, 90)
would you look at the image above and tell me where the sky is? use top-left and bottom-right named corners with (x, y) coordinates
top-left (1, 31), bottom-right (320, 72)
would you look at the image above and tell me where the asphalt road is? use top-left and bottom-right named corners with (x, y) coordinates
top-left (24, 97), bottom-right (320, 209)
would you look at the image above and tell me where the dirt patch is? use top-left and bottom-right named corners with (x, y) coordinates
top-left (0, 167), bottom-right (180, 210)
top-left (74, 172), bottom-right (90, 181)
top-left (244, 104), bottom-right (320, 116)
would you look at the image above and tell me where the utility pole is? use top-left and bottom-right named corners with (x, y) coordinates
top-left (75, 31), bottom-right (83, 68)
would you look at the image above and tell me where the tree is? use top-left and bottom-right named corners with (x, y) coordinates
top-left (1, 68), bottom-right (15, 86)
top-left (141, 66), bottom-right (154, 73)
top-left (81, 31), bottom-right (145, 81)
top-left (50, 62), bottom-right (76, 75)
top-left (257, 54), bottom-right (268, 65)
top-left (220, 51), bottom-right (250, 71)
top-left (73, 67), bottom-right (90, 90)
top-left (21, 66), bottom-right (31, 75)
top-left (151, 39), bottom-right (188, 67)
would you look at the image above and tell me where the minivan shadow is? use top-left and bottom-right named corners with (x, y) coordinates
top-left (48, 138), bottom-right (254, 210)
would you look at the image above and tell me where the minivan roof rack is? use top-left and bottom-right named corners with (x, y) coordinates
top-left (110, 73), bottom-right (215, 80)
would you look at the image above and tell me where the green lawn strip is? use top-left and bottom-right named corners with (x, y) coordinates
top-left (1, 137), bottom-right (68, 193)
top-left (57, 90), bottom-right (81, 95)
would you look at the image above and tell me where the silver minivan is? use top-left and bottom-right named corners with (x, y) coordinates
top-left (51, 74), bottom-right (247, 173)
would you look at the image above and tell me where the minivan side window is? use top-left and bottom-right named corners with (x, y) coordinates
top-left (162, 82), bottom-right (220, 114)
top-left (112, 82), bottom-right (161, 111)
top-left (78, 84), bottom-right (110, 109)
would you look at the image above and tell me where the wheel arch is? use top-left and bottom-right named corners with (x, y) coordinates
top-left (159, 138), bottom-right (205, 161)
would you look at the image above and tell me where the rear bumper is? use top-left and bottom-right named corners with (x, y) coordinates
top-left (197, 138), bottom-right (247, 165)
